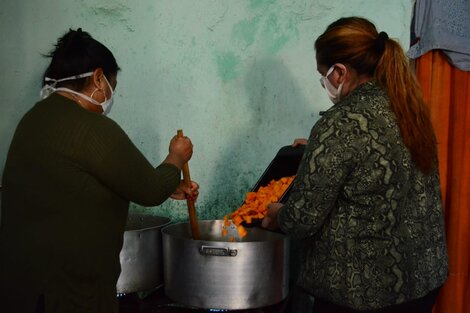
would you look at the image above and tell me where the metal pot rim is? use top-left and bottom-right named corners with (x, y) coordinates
top-left (162, 219), bottom-right (289, 242)
top-left (124, 214), bottom-right (171, 232)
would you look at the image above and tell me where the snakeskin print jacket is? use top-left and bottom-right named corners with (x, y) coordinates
top-left (279, 81), bottom-right (448, 310)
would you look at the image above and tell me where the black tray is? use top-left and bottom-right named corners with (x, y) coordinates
top-left (237, 145), bottom-right (305, 227)
top-left (251, 145), bottom-right (305, 203)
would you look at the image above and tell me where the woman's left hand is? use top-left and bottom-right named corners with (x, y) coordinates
top-left (170, 180), bottom-right (199, 201)
top-left (261, 202), bottom-right (284, 230)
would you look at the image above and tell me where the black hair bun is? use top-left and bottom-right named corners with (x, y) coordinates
top-left (66, 28), bottom-right (91, 42)
top-left (49, 28), bottom-right (92, 56)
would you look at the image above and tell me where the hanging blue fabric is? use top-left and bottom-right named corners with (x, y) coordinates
top-left (407, 0), bottom-right (470, 71)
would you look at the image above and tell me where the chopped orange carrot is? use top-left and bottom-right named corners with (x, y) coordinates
top-left (244, 215), bottom-right (252, 224)
top-left (237, 225), bottom-right (247, 238)
top-left (232, 215), bottom-right (243, 226)
top-left (221, 175), bottom-right (295, 238)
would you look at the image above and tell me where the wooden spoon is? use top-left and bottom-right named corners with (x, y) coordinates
top-left (177, 129), bottom-right (200, 240)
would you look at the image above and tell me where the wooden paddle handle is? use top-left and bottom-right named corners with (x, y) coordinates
top-left (177, 129), bottom-right (200, 240)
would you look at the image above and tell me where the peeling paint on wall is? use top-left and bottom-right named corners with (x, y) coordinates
top-left (261, 12), bottom-right (296, 54)
top-left (84, 2), bottom-right (135, 32)
top-left (247, 0), bottom-right (301, 54)
top-left (249, 0), bottom-right (278, 11)
top-left (215, 0), bottom-right (304, 82)
top-left (216, 52), bottom-right (241, 82)
top-left (232, 17), bottom-right (261, 48)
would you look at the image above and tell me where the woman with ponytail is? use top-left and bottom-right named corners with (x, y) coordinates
top-left (262, 17), bottom-right (448, 312)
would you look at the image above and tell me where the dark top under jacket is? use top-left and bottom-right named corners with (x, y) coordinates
top-left (0, 94), bottom-right (180, 313)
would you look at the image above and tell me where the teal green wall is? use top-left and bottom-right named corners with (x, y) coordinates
top-left (0, 0), bottom-right (412, 222)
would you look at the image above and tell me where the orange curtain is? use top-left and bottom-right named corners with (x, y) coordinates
top-left (416, 50), bottom-right (470, 313)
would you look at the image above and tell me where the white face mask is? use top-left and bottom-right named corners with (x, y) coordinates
top-left (40, 72), bottom-right (115, 115)
top-left (320, 64), bottom-right (344, 104)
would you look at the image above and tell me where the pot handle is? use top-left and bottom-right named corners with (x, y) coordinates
top-left (199, 245), bottom-right (238, 257)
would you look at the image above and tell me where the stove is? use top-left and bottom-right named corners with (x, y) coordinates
top-left (118, 288), bottom-right (290, 313)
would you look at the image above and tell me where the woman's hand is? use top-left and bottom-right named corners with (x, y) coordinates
top-left (261, 202), bottom-right (284, 230)
top-left (170, 180), bottom-right (199, 201)
top-left (292, 138), bottom-right (308, 147)
top-left (164, 135), bottom-right (193, 169)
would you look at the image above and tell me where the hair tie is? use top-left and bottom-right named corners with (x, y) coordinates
top-left (378, 31), bottom-right (389, 41)
top-left (376, 31), bottom-right (389, 54)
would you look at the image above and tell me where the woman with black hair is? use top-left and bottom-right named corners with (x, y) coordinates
top-left (0, 29), bottom-right (198, 313)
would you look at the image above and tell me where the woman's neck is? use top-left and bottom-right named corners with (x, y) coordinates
top-left (56, 91), bottom-right (102, 114)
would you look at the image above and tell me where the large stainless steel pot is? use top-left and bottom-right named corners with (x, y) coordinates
top-left (116, 214), bottom-right (171, 294)
top-left (162, 220), bottom-right (290, 310)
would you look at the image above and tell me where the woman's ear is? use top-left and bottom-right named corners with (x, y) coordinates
top-left (91, 68), bottom-right (104, 89)
top-left (335, 63), bottom-right (348, 84)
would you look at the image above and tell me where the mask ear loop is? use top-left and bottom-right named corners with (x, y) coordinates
top-left (40, 72), bottom-right (94, 99)
top-left (90, 88), bottom-right (107, 104)
top-left (325, 65), bottom-right (336, 78)
top-left (40, 85), bottom-right (57, 99)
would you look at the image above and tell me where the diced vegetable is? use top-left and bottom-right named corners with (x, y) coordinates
top-left (237, 225), bottom-right (247, 238)
top-left (221, 176), bottom-right (295, 240)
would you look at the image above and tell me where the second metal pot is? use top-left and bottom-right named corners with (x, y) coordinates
top-left (162, 220), bottom-right (290, 310)
top-left (116, 214), bottom-right (171, 294)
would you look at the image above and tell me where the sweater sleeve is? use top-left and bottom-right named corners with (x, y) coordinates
top-left (79, 116), bottom-right (181, 206)
top-left (278, 110), bottom-right (363, 238)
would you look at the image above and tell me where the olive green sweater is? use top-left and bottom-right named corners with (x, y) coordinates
top-left (279, 82), bottom-right (448, 310)
top-left (0, 94), bottom-right (180, 313)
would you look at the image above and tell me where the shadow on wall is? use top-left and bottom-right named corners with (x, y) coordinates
top-left (200, 56), bottom-right (315, 220)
